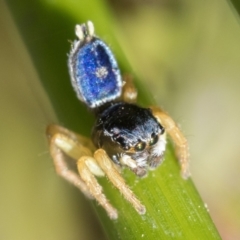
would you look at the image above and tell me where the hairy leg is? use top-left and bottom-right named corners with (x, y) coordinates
top-left (94, 149), bottom-right (146, 214)
top-left (150, 106), bottom-right (190, 179)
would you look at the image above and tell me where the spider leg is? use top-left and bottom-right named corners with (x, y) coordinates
top-left (47, 124), bottom-right (95, 152)
top-left (122, 74), bottom-right (138, 103)
top-left (150, 106), bottom-right (190, 179)
top-left (77, 156), bottom-right (118, 219)
top-left (94, 149), bottom-right (146, 215)
top-left (46, 124), bottom-right (95, 198)
top-left (46, 124), bottom-right (118, 219)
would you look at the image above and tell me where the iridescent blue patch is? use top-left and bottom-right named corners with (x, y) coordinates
top-left (69, 38), bottom-right (122, 108)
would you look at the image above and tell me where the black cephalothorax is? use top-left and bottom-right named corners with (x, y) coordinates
top-left (92, 102), bottom-right (165, 176)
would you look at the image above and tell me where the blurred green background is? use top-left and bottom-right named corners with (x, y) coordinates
top-left (1, 0), bottom-right (240, 239)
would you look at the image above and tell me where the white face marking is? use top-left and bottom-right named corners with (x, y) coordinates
top-left (95, 66), bottom-right (108, 79)
top-left (151, 133), bottom-right (166, 157)
top-left (135, 156), bottom-right (148, 167)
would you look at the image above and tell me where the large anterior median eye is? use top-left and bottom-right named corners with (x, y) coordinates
top-left (149, 134), bottom-right (158, 146)
top-left (134, 142), bottom-right (146, 152)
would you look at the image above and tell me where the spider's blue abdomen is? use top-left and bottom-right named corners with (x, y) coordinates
top-left (68, 35), bottom-right (122, 108)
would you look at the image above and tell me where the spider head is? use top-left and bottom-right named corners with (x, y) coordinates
top-left (92, 102), bottom-right (166, 177)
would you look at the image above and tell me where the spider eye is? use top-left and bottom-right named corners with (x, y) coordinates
top-left (149, 134), bottom-right (158, 146)
top-left (134, 142), bottom-right (146, 152)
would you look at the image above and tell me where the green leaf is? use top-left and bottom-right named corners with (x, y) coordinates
top-left (5, 0), bottom-right (221, 239)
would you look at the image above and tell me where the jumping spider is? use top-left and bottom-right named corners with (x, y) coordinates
top-left (46, 21), bottom-right (190, 219)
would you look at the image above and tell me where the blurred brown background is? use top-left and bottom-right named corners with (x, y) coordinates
top-left (1, 0), bottom-right (240, 239)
